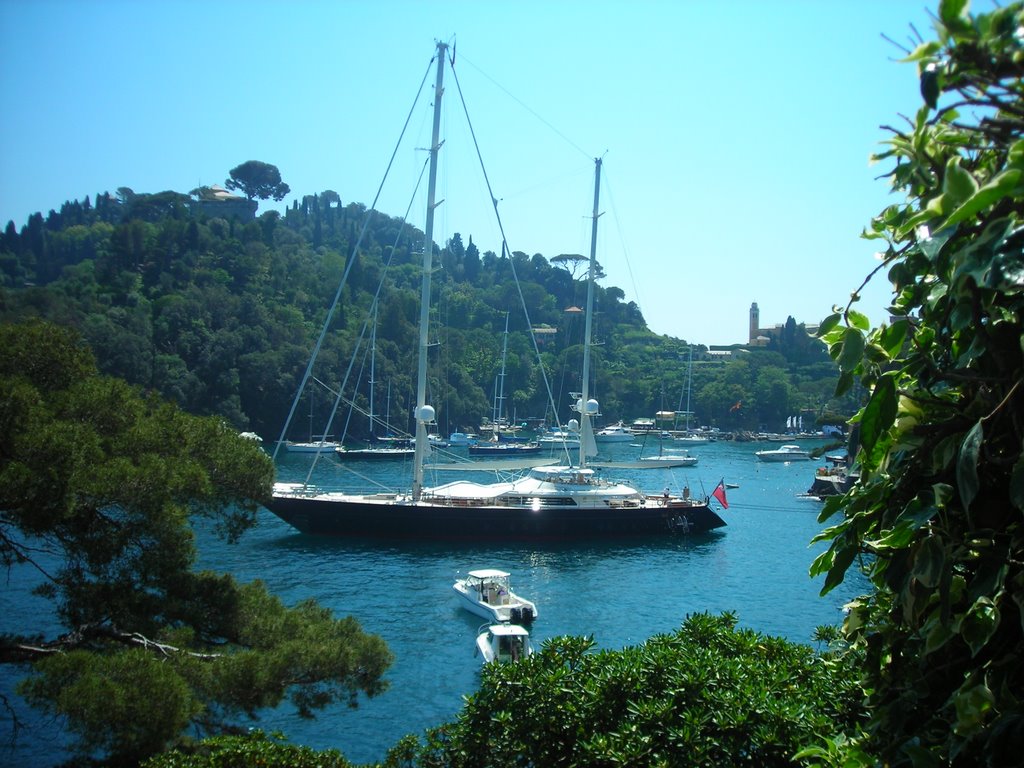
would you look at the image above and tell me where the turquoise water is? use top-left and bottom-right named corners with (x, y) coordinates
top-left (1, 438), bottom-right (867, 766)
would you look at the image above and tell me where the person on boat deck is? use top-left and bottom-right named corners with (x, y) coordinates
top-left (662, 487), bottom-right (670, 504)
top-left (683, 486), bottom-right (690, 499)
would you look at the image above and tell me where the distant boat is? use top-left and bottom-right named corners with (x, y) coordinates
top-left (453, 569), bottom-right (537, 624)
top-left (673, 346), bottom-right (706, 444)
top-left (285, 439), bottom-right (341, 453)
top-left (334, 307), bottom-right (418, 461)
top-left (807, 455), bottom-right (857, 498)
top-left (335, 442), bottom-right (415, 461)
top-left (468, 441), bottom-right (542, 457)
top-left (286, 381), bottom-right (341, 452)
top-left (591, 452), bottom-right (697, 470)
top-left (674, 433), bottom-right (710, 445)
top-left (755, 444), bottom-right (810, 462)
top-left (594, 422), bottom-right (634, 442)
top-left (475, 623), bottom-right (534, 664)
top-left (537, 425), bottom-right (580, 445)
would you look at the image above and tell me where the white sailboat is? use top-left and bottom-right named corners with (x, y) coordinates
top-left (674, 346), bottom-right (708, 445)
top-left (265, 42), bottom-right (725, 540)
top-left (284, 385), bottom-right (342, 453)
top-left (335, 305), bottom-right (416, 461)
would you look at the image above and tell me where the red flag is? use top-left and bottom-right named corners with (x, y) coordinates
top-left (712, 479), bottom-right (729, 509)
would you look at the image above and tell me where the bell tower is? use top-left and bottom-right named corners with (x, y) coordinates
top-left (749, 302), bottom-right (760, 343)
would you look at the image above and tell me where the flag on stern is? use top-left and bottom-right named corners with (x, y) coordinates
top-left (712, 479), bottom-right (729, 509)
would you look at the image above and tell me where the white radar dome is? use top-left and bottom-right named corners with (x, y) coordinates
top-left (416, 405), bottom-right (436, 423)
top-left (585, 399), bottom-right (600, 414)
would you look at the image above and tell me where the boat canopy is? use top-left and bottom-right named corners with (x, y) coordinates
top-left (468, 569), bottom-right (510, 579)
top-left (528, 466), bottom-right (595, 481)
top-left (487, 624), bottom-right (530, 637)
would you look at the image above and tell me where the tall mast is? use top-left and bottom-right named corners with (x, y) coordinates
top-left (412, 41), bottom-right (447, 501)
top-left (494, 312), bottom-right (509, 425)
top-left (685, 345), bottom-right (692, 432)
top-left (578, 157), bottom-right (602, 469)
top-left (369, 303), bottom-right (377, 437)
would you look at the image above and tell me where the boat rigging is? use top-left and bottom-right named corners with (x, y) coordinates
top-left (264, 41), bottom-right (727, 540)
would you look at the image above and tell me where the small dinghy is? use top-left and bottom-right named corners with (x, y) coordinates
top-left (475, 623), bottom-right (534, 664)
top-left (453, 569), bottom-right (538, 624)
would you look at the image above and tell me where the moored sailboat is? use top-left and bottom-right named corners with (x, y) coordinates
top-left (264, 42), bottom-right (726, 541)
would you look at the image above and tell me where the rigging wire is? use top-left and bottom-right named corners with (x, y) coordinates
top-left (599, 168), bottom-right (646, 326)
top-left (454, 51), bottom-right (592, 162)
top-left (272, 54), bottom-right (436, 465)
top-left (447, 49), bottom-right (575, 467)
top-left (301, 156), bottom-right (433, 486)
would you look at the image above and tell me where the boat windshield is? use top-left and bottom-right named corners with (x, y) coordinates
top-left (528, 467), bottom-right (595, 485)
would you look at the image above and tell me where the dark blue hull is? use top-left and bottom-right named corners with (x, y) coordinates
top-left (264, 495), bottom-right (726, 541)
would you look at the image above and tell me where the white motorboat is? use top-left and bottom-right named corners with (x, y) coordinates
top-left (537, 426), bottom-right (580, 445)
top-left (754, 444), bottom-right (810, 462)
top-left (594, 422), bottom-right (634, 442)
top-left (453, 569), bottom-right (538, 624)
top-left (475, 623), bottom-right (534, 664)
top-left (447, 432), bottom-right (479, 446)
top-left (674, 433), bottom-right (710, 445)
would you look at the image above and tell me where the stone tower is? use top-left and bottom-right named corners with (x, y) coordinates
top-left (749, 302), bottom-right (760, 343)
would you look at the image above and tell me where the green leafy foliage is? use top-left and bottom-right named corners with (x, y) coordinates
top-left (1, 181), bottom-right (845, 442)
top-left (142, 730), bottom-right (355, 768)
top-left (1, 321), bottom-right (393, 764)
top-left (386, 613), bottom-right (865, 768)
top-left (225, 160), bottom-right (291, 202)
top-left (812, 3), bottom-right (1024, 764)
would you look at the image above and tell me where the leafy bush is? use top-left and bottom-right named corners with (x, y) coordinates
top-left (385, 613), bottom-right (864, 768)
top-left (812, 1), bottom-right (1024, 764)
top-left (142, 729), bottom-right (354, 768)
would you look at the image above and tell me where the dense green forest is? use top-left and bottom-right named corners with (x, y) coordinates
top-left (0, 182), bottom-right (851, 443)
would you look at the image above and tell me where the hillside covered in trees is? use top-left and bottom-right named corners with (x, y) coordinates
top-left (0, 183), bottom-right (850, 441)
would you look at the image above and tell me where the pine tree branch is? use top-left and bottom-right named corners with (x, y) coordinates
top-left (0, 622), bottom-right (223, 663)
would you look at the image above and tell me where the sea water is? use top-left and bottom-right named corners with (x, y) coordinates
top-left (0, 438), bottom-right (867, 766)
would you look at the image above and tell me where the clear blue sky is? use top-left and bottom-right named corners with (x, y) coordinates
top-left (1, 0), bottom-right (965, 346)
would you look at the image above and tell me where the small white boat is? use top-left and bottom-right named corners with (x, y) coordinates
top-left (591, 452), bottom-right (697, 469)
top-left (475, 623), bottom-right (534, 664)
top-left (453, 569), bottom-right (538, 624)
top-left (594, 422), bottom-right (634, 442)
top-left (285, 439), bottom-right (342, 453)
top-left (537, 427), bottom-right (580, 445)
top-left (755, 444), bottom-right (810, 462)
top-left (674, 433), bottom-right (710, 445)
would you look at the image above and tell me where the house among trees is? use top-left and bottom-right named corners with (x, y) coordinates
top-left (189, 184), bottom-right (257, 221)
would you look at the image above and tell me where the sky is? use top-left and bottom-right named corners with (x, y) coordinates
top-left (0, 0), bottom-right (969, 346)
